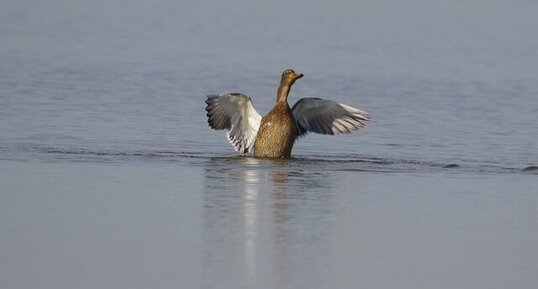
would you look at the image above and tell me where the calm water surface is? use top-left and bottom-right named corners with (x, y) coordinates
top-left (1, 1), bottom-right (537, 288)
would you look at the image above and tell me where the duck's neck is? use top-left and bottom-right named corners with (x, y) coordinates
top-left (277, 80), bottom-right (292, 103)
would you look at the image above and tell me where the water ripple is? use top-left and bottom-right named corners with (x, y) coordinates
top-left (1, 144), bottom-right (535, 175)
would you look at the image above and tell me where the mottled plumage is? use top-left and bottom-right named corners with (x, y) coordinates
top-left (253, 101), bottom-right (296, 158)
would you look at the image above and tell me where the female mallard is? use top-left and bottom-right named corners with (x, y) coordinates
top-left (205, 69), bottom-right (370, 158)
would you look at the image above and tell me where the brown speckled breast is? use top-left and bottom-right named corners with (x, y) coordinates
top-left (253, 102), bottom-right (297, 158)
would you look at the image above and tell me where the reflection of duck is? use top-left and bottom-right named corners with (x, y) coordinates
top-left (205, 69), bottom-right (370, 158)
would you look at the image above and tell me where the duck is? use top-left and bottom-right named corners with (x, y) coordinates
top-left (205, 69), bottom-right (370, 158)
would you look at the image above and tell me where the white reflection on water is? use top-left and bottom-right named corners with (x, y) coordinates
top-left (242, 158), bottom-right (261, 287)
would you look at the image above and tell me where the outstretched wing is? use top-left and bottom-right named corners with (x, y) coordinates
top-left (291, 97), bottom-right (370, 138)
top-left (205, 93), bottom-right (262, 154)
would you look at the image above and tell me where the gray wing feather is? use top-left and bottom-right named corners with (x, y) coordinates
top-left (291, 97), bottom-right (370, 138)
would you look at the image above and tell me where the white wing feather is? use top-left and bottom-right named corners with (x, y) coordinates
top-left (205, 93), bottom-right (262, 154)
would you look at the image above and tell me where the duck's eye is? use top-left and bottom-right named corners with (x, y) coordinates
top-left (283, 69), bottom-right (294, 76)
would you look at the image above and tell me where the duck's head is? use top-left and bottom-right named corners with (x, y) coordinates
top-left (281, 69), bottom-right (303, 85)
top-left (277, 69), bottom-right (303, 101)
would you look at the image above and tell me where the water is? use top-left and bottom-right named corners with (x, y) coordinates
top-left (1, 0), bottom-right (537, 288)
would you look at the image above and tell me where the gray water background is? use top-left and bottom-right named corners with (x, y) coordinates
top-left (1, 0), bottom-right (537, 288)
